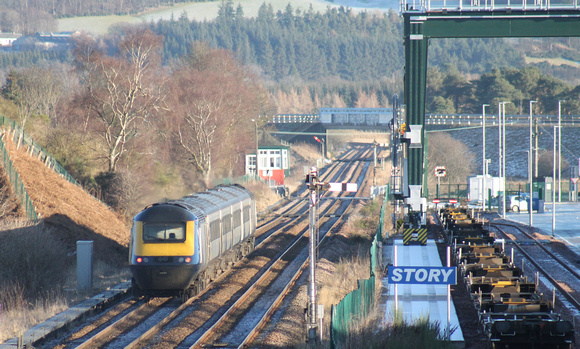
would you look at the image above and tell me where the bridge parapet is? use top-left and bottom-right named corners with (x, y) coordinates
top-left (426, 114), bottom-right (580, 126)
top-left (269, 114), bottom-right (319, 124)
top-left (400, 0), bottom-right (580, 13)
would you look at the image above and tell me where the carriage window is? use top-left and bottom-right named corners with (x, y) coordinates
top-left (233, 209), bottom-right (241, 227)
top-left (223, 214), bottom-right (232, 234)
top-left (243, 206), bottom-right (250, 223)
top-left (210, 220), bottom-right (221, 241)
top-left (143, 223), bottom-right (185, 242)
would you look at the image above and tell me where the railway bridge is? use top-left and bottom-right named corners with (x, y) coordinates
top-left (266, 108), bottom-right (393, 149)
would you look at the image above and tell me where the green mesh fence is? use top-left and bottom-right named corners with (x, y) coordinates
top-left (0, 116), bottom-right (79, 186)
top-left (0, 134), bottom-right (37, 220)
top-left (330, 195), bottom-right (387, 349)
top-left (330, 276), bottom-right (376, 347)
top-left (0, 115), bottom-right (83, 220)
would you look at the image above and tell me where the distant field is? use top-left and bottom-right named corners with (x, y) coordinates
top-left (58, 0), bottom-right (393, 35)
top-left (525, 56), bottom-right (580, 68)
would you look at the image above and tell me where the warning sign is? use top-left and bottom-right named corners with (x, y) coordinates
top-left (434, 166), bottom-right (446, 177)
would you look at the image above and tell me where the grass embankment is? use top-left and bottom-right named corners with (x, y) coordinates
top-left (0, 220), bottom-right (129, 343)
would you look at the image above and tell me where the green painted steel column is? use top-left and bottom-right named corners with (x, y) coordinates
top-left (423, 132), bottom-right (429, 199)
top-left (404, 15), bottom-right (428, 187)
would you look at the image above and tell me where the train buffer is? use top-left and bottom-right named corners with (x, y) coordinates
top-left (403, 227), bottom-right (427, 245)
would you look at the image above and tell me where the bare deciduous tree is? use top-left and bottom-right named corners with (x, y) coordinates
top-left (427, 132), bottom-right (475, 195)
top-left (73, 28), bottom-right (166, 172)
top-left (537, 150), bottom-right (569, 178)
top-left (170, 43), bottom-right (273, 186)
top-left (1, 66), bottom-right (63, 146)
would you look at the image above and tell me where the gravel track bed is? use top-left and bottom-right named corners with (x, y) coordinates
top-left (42, 299), bottom-right (138, 349)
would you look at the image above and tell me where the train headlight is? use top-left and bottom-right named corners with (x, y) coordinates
top-left (136, 257), bottom-right (142, 263)
top-left (185, 257), bottom-right (191, 263)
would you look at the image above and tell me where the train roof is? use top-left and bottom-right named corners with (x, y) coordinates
top-left (160, 184), bottom-right (253, 221)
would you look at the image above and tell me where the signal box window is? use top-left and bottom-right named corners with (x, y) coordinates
top-left (143, 223), bottom-right (185, 242)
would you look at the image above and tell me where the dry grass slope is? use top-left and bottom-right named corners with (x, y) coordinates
top-left (0, 132), bottom-right (131, 343)
top-left (4, 133), bottom-right (130, 253)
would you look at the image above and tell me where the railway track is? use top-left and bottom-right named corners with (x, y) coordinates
top-left (36, 145), bottom-right (377, 349)
top-left (188, 154), bottom-right (370, 348)
top-left (491, 222), bottom-right (580, 312)
top-left (144, 151), bottom-right (370, 348)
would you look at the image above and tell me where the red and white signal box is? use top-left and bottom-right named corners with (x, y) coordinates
top-left (245, 145), bottom-right (290, 187)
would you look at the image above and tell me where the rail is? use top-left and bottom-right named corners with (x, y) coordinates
top-left (490, 222), bottom-right (580, 310)
top-left (191, 154), bottom-right (370, 347)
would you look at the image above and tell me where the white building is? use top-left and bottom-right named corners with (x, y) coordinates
top-left (469, 175), bottom-right (503, 202)
top-left (0, 33), bottom-right (22, 46)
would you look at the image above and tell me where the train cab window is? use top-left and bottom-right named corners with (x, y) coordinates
top-left (143, 223), bottom-right (185, 242)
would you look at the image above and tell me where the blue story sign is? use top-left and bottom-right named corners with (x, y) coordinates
top-left (387, 266), bottom-right (457, 285)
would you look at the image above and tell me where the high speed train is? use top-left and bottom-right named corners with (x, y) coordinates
top-left (129, 184), bottom-right (256, 300)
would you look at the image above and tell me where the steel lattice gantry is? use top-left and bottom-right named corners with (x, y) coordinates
top-left (402, 8), bottom-right (580, 217)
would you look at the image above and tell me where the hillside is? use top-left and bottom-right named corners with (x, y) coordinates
top-left (3, 133), bottom-right (129, 263)
top-left (57, 0), bottom-right (393, 34)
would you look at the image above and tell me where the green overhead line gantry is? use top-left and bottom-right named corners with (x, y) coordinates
top-left (399, 0), bottom-right (580, 226)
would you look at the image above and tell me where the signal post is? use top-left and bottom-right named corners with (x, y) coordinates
top-left (305, 167), bottom-right (357, 344)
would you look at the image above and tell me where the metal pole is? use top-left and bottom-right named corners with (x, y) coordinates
top-left (553, 126), bottom-right (557, 236)
top-left (558, 100), bottom-right (564, 202)
top-left (502, 102), bottom-right (507, 219)
top-left (307, 167), bottom-right (319, 342)
top-left (534, 118), bottom-right (539, 178)
top-left (252, 119), bottom-right (259, 180)
top-left (482, 104), bottom-right (489, 209)
top-left (374, 141), bottom-right (378, 167)
top-left (498, 103), bottom-right (503, 214)
top-left (394, 245), bottom-right (398, 314)
top-left (447, 246), bottom-right (451, 340)
top-left (529, 100), bottom-right (537, 227)
top-left (485, 159), bottom-right (491, 210)
top-left (498, 102), bottom-right (502, 184)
